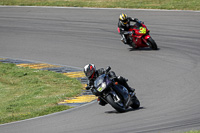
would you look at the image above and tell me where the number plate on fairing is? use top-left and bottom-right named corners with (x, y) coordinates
top-left (97, 87), bottom-right (104, 92)
top-left (139, 27), bottom-right (146, 34)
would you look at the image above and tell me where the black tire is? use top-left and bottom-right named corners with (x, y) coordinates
top-left (130, 96), bottom-right (140, 109)
top-left (147, 37), bottom-right (158, 50)
top-left (106, 94), bottom-right (126, 113)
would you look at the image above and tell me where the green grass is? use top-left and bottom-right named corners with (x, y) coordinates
top-left (0, 0), bottom-right (199, 10)
top-left (184, 131), bottom-right (200, 133)
top-left (0, 62), bottom-right (82, 124)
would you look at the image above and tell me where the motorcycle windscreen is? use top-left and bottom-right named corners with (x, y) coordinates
top-left (94, 74), bottom-right (106, 88)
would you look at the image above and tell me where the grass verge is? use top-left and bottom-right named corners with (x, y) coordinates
top-left (0, 62), bottom-right (82, 124)
top-left (184, 131), bottom-right (200, 133)
top-left (0, 0), bottom-right (199, 10)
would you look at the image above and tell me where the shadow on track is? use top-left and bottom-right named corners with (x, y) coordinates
top-left (128, 47), bottom-right (160, 51)
top-left (104, 107), bottom-right (144, 114)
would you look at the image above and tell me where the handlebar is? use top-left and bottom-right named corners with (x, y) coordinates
top-left (105, 66), bottom-right (111, 74)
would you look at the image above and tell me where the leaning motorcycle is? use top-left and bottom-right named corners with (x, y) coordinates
top-left (118, 21), bottom-right (158, 50)
top-left (93, 67), bottom-right (140, 113)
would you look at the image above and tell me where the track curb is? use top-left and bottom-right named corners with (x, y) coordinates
top-left (0, 57), bottom-right (97, 107)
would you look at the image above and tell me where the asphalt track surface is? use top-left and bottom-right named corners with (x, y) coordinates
top-left (0, 6), bottom-right (200, 133)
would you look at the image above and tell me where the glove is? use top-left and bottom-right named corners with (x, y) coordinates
top-left (134, 18), bottom-right (139, 22)
top-left (86, 86), bottom-right (91, 90)
top-left (91, 88), bottom-right (98, 96)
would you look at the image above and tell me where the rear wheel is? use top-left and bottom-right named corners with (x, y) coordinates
top-left (130, 96), bottom-right (140, 109)
top-left (147, 37), bottom-right (158, 50)
top-left (106, 94), bottom-right (126, 113)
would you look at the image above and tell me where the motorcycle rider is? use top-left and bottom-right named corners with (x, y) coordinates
top-left (118, 13), bottom-right (140, 46)
top-left (83, 64), bottom-right (135, 106)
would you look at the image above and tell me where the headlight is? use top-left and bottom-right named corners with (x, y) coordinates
top-left (101, 82), bottom-right (106, 89)
top-left (97, 82), bottom-right (106, 92)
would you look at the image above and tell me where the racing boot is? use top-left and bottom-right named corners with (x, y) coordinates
top-left (127, 36), bottom-right (137, 48)
top-left (121, 34), bottom-right (128, 44)
top-left (128, 87), bottom-right (135, 93)
top-left (117, 76), bottom-right (135, 93)
top-left (121, 37), bottom-right (127, 44)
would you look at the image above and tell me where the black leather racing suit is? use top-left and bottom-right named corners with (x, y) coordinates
top-left (86, 67), bottom-right (134, 106)
top-left (118, 17), bottom-right (138, 44)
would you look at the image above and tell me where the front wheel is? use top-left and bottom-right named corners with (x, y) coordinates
top-left (147, 37), bottom-right (158, 50)
top-left (106, 94), bottom-right (126, 113)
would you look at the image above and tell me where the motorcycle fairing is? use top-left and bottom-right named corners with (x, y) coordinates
top-left (144, 34), bottom-right (151, 40)
top-left (94, 74), bottom-right (112, 93)
top-left (111, 84), bottom-right (129, 103)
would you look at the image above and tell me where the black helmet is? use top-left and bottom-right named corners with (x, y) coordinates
top-left (119, 13), bottom-right (128, 24)
top-left (83, 64), bottom-right (96, 79)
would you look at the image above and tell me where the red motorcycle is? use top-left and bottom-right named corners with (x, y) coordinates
top-left (118, 21), bottom-right (158, 50)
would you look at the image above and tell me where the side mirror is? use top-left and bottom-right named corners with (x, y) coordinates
top-left (106, 66), bottom-right (111, 73)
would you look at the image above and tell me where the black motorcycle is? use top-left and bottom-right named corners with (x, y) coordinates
top-left (93, 67), bottom-right (140, 112)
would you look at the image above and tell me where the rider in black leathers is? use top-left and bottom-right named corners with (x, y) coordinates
top-left (118, 13), bottom-right (139, 46)
top-left (83, 64), bottom-right (135, 106)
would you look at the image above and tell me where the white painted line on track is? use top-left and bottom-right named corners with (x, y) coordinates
top-left (0, 5), bottom-right (199, 12)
